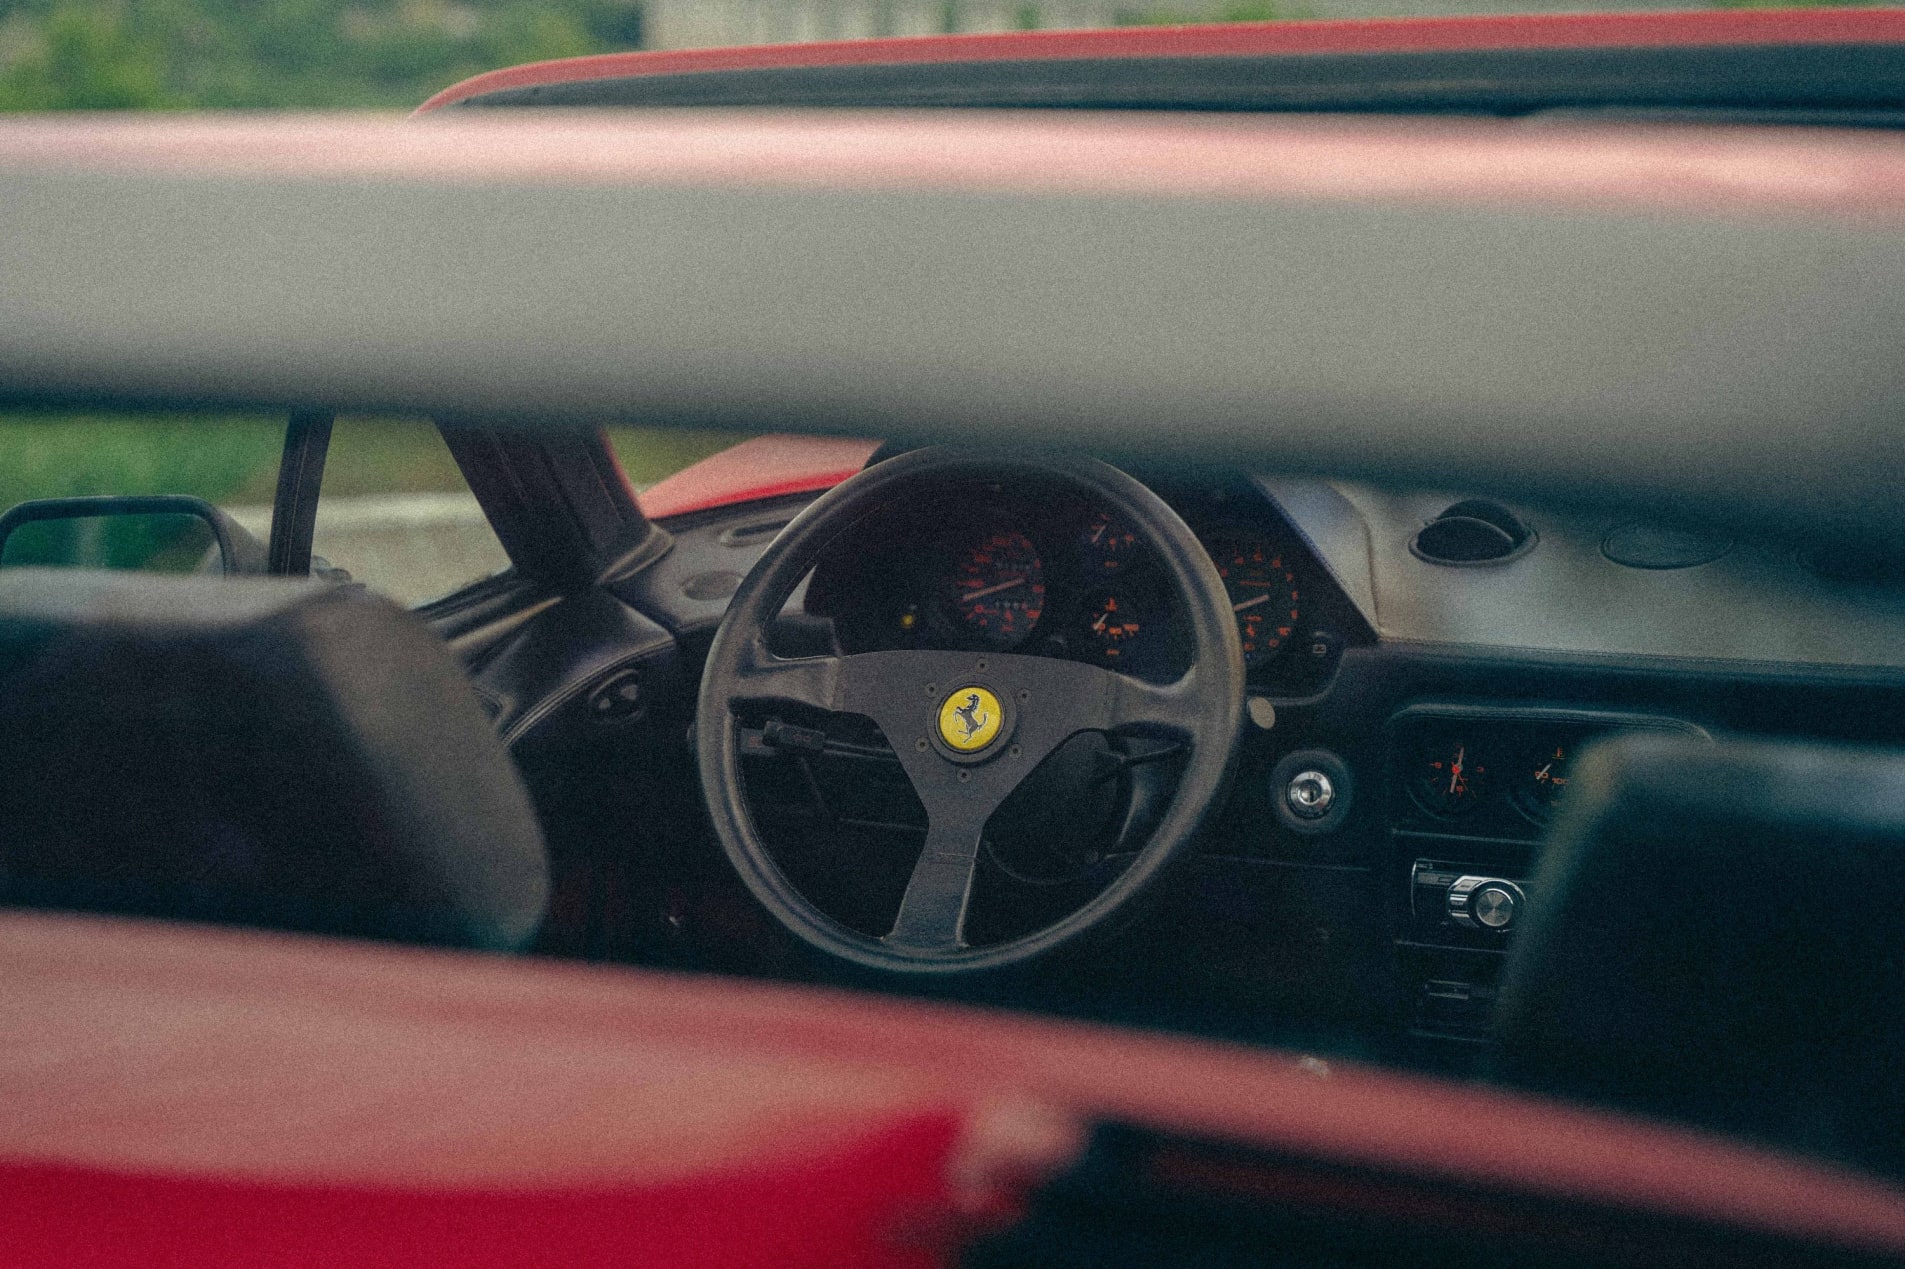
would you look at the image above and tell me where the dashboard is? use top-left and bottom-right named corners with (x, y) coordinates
top-left (596, 457), bottom-right (1905, 1062)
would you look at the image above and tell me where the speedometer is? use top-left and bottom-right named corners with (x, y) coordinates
top-left (1204, 531), bottom-right (1300, 663)
top-left (944, 527), bottom-right (1046, 649)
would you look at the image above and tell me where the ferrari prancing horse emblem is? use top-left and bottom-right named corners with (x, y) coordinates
top-left (937, 685), bottom-right (1003, 753)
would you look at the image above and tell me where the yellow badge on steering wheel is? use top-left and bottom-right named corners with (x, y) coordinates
top-left (938, 685), bottom-right (1003, 753)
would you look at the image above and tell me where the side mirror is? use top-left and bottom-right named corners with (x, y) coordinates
top-left (0, 495), bottom-right (268, 576)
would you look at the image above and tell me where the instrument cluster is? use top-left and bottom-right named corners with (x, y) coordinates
top-left (803, 480), bottom-right (1314, 681)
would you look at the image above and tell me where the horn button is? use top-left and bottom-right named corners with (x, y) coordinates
top-left (931, 683), bottom-right (1015, 762)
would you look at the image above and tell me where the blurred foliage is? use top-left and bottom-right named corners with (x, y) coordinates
top-left (0, 0), bottom-right (644, 110)
top-left (1114, 0), bottom-right (1311, 23)
top-left (0, 412), bottom-right (284, 509)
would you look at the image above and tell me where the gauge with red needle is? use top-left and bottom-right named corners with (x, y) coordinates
top-left (1081, 589), bottom-right (1147, 663)
top-left (1411, 738), bottom-right (1489, 816)
top-left (1513, 742), bottom-right (1572, 821)
top-left (1201, 530), bottom-right (1301, 663)
top-left (944, 526), bottom-right (1046, 649)
top-left (1078, 509), bottom-right (1140, 575)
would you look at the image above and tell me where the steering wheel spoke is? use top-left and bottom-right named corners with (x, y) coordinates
top-left (885, 814), bottom-right (988, 952)
top-left (728, 637), bottom-right (846, 714)
top-left (1102, 667), bottom-right (1207, 738)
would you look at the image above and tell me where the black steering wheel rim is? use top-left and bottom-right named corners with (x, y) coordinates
top-left (695, 447), bottom-right (1245, 974)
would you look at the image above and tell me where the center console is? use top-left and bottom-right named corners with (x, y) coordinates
top-left (1385, 704), bottom-right (1705, 1041)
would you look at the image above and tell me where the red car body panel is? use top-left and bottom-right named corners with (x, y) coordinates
top-left (418, 9), bottom-right (1905, 113)
top-left (638, 434), bottom-right (882, 519)
top-left (5, 912), bottom-right (1905, 1265)
top-left (4, 1120), bottom-right (960, 1269)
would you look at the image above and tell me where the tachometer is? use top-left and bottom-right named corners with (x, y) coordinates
top-left (944, 527), bottom-right (1046, 648)
top-left (1203, 532), bottom-right (1301, 663)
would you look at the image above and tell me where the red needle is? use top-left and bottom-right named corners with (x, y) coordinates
top-left (959, 576), bottom-right (1025, 603)
top-left (1449, 747), bottom-right (1465, 796)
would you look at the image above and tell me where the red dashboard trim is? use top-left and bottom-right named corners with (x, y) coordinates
top-left (417, 9), bottom-right (1905, 113)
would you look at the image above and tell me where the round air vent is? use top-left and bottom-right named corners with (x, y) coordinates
top-left (1410, 500), bottom-right (1536, 567)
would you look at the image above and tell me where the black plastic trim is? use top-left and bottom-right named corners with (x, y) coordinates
top-left (266, 410), bottom-right (332, 576)
top-left (438, 422), bottom-right (664, 590)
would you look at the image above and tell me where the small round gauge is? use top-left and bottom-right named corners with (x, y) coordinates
top-left (1513, 742), bottom-right (1572, 822)
top-left (1080, 589), bottom-right (1151, 664)
top-left (944, 527), bottom-right (1046, 648)
top-left (1411, 738), bottom-right (1489, 817)
top-left (1205, 532), bottom-right (1301, 663)
top-left (1079, 509), bottom-right (1141, 575)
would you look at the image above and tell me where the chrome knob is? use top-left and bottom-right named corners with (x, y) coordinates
top-left (1285, 770), bottom-right (1335, 818)
top-left (1447, 876), bottom-right (1525, 932)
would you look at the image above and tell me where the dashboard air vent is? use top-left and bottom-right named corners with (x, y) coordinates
top-left (1410, 500), bottom-right (1536, 566)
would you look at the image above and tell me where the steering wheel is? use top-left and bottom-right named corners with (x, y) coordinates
top-left (695, 448), bottom-right (1245, 974)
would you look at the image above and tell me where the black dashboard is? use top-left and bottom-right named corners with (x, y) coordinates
top-left (571, 458), bottom-right (1905, 1064)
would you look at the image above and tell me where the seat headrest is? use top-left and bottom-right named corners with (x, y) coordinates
top-left (0, 569), bottom-right (549, 950)
top-left (1498, 732), bottom-right (1905, 1179)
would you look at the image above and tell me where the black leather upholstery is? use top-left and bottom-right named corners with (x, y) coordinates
top-left (0, 570), bottom-right (549, 950)
top-left (1498, 732), bottom-right (1905, 1178)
